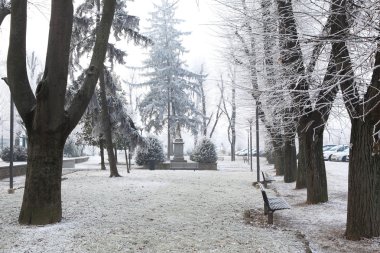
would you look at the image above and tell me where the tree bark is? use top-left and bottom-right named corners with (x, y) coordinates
top-left (274, 147), bottom-right (284, 176)
top-left (99, 68), bottom-right (120, 177)
top-left (301, 113), bottom-right (328, 203)
top-left (124, 147), bottom-right (130, 173)
top-left (99, 138), bottom-right (106, 170)
top-left (283, 136), bottom-right (297, 183)
top-left (231, 83), bottom-right (236, 161)
top-left (296, 131), bottom-right (307, 189)
top-left (114, 146), bottom-right (118, 164)
top-left (346, 119), bottom-right (380, 240)
top-left (19, 132), bottom-right (65, 224)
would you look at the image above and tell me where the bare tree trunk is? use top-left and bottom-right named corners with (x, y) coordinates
top-left (346, 120), bottom-right (380, 240)
top-left (114, 147), bottom-right (118, 164)
top-left (18, 132), bottom-right (64, 224)
top-left (199, 66), bottom-right (207, 137)
top-left (283, 136), bottom-right (296, 183)
top-left (99, 139), bottom-right (106, 170)
top-left (231, 81), bottom-right (236, 161)
top-left (301, 113), bottom-right (328, 203)
top-left (274, 147), bottom-right (284, 176)
top-left (99, 68), bottom-right (120, 177)
top-left (296, 131), bottom-right (307, 189)
top-left (124, 146), bottom-right (130, 173)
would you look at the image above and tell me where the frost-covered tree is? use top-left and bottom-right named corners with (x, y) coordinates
top-left (329, 0), bottom-right (380, 240)
top-left (138, 0), bottom-right (201, 159)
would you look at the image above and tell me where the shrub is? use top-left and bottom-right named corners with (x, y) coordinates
top-left (135, 136), bottom-right (165, 166)
top-left (63, 137), bottom-right (82, 157)
top-left (0, 146), bottom-right (28, 162)
top-left (190, 138), bottom-right (217, 163)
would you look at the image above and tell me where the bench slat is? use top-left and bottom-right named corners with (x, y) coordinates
top-left (267, 197), bottom-right (291, 210)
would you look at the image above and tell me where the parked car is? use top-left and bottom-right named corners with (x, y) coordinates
top-left (323, 145), bottom-right (337, 151)
top-left (323, 145), bottom-right (348, 161)
top-left (235, 149), bottom-right (248, 156)
top-left (330, 146), bottom-right (350, 162)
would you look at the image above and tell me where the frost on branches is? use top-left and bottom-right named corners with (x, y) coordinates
top-left (138, 0), bottom-right (201, 136)
top-left (135, 136), bottom-right (165, 166)
top-left (190, 138), bottom-right (218, 163)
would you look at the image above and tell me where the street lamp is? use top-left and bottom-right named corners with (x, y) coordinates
top-left (248, 118), bottom-right (253, 172)
top-left (255, 100), bottom-right (260, 183)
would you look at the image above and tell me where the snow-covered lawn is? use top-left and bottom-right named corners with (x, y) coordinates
top-left (0, 156), bottom-right (379, 252)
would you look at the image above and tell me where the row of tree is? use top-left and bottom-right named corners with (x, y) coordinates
top-left (216, 0), bottom-right (380, 240)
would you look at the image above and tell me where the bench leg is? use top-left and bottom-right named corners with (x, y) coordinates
top-left (264, 204), bottom-right (268, 215)
top-left (268, 212), bottom-right (273, 224)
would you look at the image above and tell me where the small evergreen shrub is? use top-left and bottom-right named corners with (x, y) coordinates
top-left (191, 138), bottom-right (218, 163)
top-left (135, 136), bottom-right (165, 166)
top-left (0, 146), bottom-right (28, 162)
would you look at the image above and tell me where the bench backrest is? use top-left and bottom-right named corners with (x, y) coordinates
top-left (258, 183), bottom-right (269, 207)
top-left (261, 171), bottom-right (266, 181)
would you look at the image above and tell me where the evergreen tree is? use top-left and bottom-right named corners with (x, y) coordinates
top-left (138, 0), bottom-right (201, 158)
top-left (70, 0), bottom-right (148, 176)
top-left (190, 138), bottom-right (217, 163)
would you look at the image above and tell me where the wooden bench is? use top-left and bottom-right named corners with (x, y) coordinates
top-left (258, 183), bottom-right (290, 224)
top-left (261, 171), bottom-right (275, 188)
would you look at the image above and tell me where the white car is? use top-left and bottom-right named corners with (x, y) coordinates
top-left (330, 146), bottom-right (350, 162)
top-left (323, 145), bottom-right (349, 161)
top-left (323, 145), bottom-right (337, 151)
top-left (235, 149), bottom-right (248, 156)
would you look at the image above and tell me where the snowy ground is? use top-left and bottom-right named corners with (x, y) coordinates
top-left (0, 156), bottom-right (379, 253)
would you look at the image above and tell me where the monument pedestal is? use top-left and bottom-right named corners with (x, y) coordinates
top-left (171, 138), bottom-right (187, 162)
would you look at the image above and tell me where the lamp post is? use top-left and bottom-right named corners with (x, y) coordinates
top-left (256, 100), bottom-right (260, 183)
top-left (2, 77), bottom-right (14, 194)
top-left (246, 129), bottom-right (249, 165)
top-left (248, 118), bottom-right (253, 172)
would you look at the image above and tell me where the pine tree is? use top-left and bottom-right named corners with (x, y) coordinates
top-left (71, 0), bottom-right (148, 176)
top-left (138, 0), bottom-right (201, 159)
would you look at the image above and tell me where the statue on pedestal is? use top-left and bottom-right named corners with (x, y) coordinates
top-left (175, 121), bottom-right (182, 140)
top-left (171, 121), bottom-right (185, 162)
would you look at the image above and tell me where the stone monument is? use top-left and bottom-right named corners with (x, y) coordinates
top-left (171, 122), bottom-right (186, 162)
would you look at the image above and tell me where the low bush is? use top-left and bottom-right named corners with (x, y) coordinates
top-left (135, 136), bottom-right (165, 166)
top-left (190, 138), bottom-right (217, 163)
top-left (0, 146), bottom-right (28, 162)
